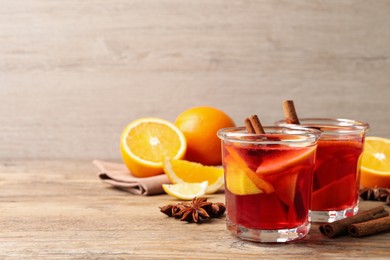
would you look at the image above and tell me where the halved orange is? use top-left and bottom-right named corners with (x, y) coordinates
top-left (163, 158), bottom-right (224, 194)
top-left (120, 118), bottom-right (187, 177)
top-left (360, 136), bottom-right (390, 188)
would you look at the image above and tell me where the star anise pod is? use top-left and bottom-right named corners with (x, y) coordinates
top-left (176, 197), bottom-right (212, 223)
top-left (209, 202), bottom-right (226, 218)
top-left (159, 204), bottom-right (176, 217)
top-left (159, 202), bottom-right (190, 217)
top-left (172, 203), bottom-right (190, 218)
top-left (360, 187), bottom-right (390, 205)
top-left (159, 197), bottom-right (226, 223)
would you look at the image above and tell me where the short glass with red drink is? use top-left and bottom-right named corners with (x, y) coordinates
top-left (276, 118), bottom-right (369, 223)
top-left (217, 126), bottom-right (320, 242)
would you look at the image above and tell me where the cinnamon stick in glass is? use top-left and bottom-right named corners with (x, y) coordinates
top-left (348, 215), bottom-right (390, 237)
top-left (244, 115), bottom-right (265, 134)
top-left (244, 118), bottom-right (255, 134)
top-left (283, 100), bottom-right (300, 124)
top-left (319, 206), bottom-right (389, 238)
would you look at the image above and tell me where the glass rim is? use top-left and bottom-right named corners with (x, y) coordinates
top-left (217, 126), bottom-right (321, 145)
top-left (275, 118), bottom-right (369, 135)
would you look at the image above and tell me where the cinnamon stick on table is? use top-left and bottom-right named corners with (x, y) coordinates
top-left (283, 100), bottom-right (300, 124)
top-left (348, 215), bottom-right (390, 237)
top-left (319, 206), bottom-right (389, 238)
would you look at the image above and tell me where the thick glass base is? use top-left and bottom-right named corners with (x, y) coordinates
top-left (310, 203), bottom-right (358, 223)
top-left (226, 219), bottom-right (310, 243)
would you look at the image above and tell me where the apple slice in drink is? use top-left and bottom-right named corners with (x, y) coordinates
top-left (255, 146), bottom-right (316, 176)
top-left (262, 169), bottom-right (300, 206)
top-left (311, 174), bottom-right (356, 210)
top-left (256, 147), bottom-right (315, 206)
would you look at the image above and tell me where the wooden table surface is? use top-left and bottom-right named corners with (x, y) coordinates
top-left (1, 160), bottom-right (389, 259)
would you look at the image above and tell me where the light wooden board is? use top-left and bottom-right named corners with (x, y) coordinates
top-left (0, 160), bottom-right (389, 258)
top-left (1, 1), bottom-right (390, 159)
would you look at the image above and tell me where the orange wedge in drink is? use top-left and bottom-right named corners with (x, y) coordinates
top-left (120, 118), bottom-right (187, 177)
top-left (224, 146), bottom-right (274, 194)
top-left (224, 155), bottom-right (264, 195)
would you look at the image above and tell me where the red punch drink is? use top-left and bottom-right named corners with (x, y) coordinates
top-left (276, 119), bottom-right (369, 223)
top-left (311, 139), bottom-right (363, 211)
top-left (218, 126), bottom-right (320, 242)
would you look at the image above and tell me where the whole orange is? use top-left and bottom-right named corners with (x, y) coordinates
top-left (175, 106), bottom-right (235, 165)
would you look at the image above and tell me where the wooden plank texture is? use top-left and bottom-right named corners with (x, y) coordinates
top-left (0, 160), bottom-right (389, 258)
top-left (1, 0), bottom-right (390, 160)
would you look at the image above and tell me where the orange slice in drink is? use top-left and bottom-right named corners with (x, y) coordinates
top-left (163, 158), bottom-right (224, 194)
top-left (255, 146), bottom-right (316, 176)
top-left (120, 118), bottom-right (187, 177)
top-left (360, 136), bottom-right (390, 188)
top-left (224, 146), bottom-right (274, 194)
top-left (224, 156), bottom-right (263, 195)
top-left (226, 145), bottom-right (316, 205)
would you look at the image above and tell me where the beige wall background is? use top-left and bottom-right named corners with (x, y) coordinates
top-left (1, 0), bottom-right (390, 160)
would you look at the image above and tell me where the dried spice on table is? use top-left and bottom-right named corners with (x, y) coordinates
top-left (360, 187), bottom-right (390, 205)
top-left (159, 197), bottom-right (225, 223)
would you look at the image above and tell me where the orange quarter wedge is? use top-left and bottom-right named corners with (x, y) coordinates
top-left (163, 158), bottom-right (224, 194)
top-left (120, 118), bottom-right (187, 177)
top-left (162, 181), bottom-right (208, 200)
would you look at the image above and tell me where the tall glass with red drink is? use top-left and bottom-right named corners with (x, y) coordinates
top-left (218, 126), bottom-right (320, 242)
top-left (276, 118), bottom-right (369, 223)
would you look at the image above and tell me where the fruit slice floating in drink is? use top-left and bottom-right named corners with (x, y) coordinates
top-left (225, 145), bottom-right (274, 194)
top-left (222, 142), bottom-right (316, 230)
top-left (311, 174), bottom-right (356, 210)
top-left (255, 146), bottom-right (316, 206)
top-left (262, 168), bottom-right (299, 206)
top-left (255, 146), bottom-right (316, 176)
top-left (311, 138), bottom-right (363, 211)
top-left (224, 155), bottom-right (264, 195)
